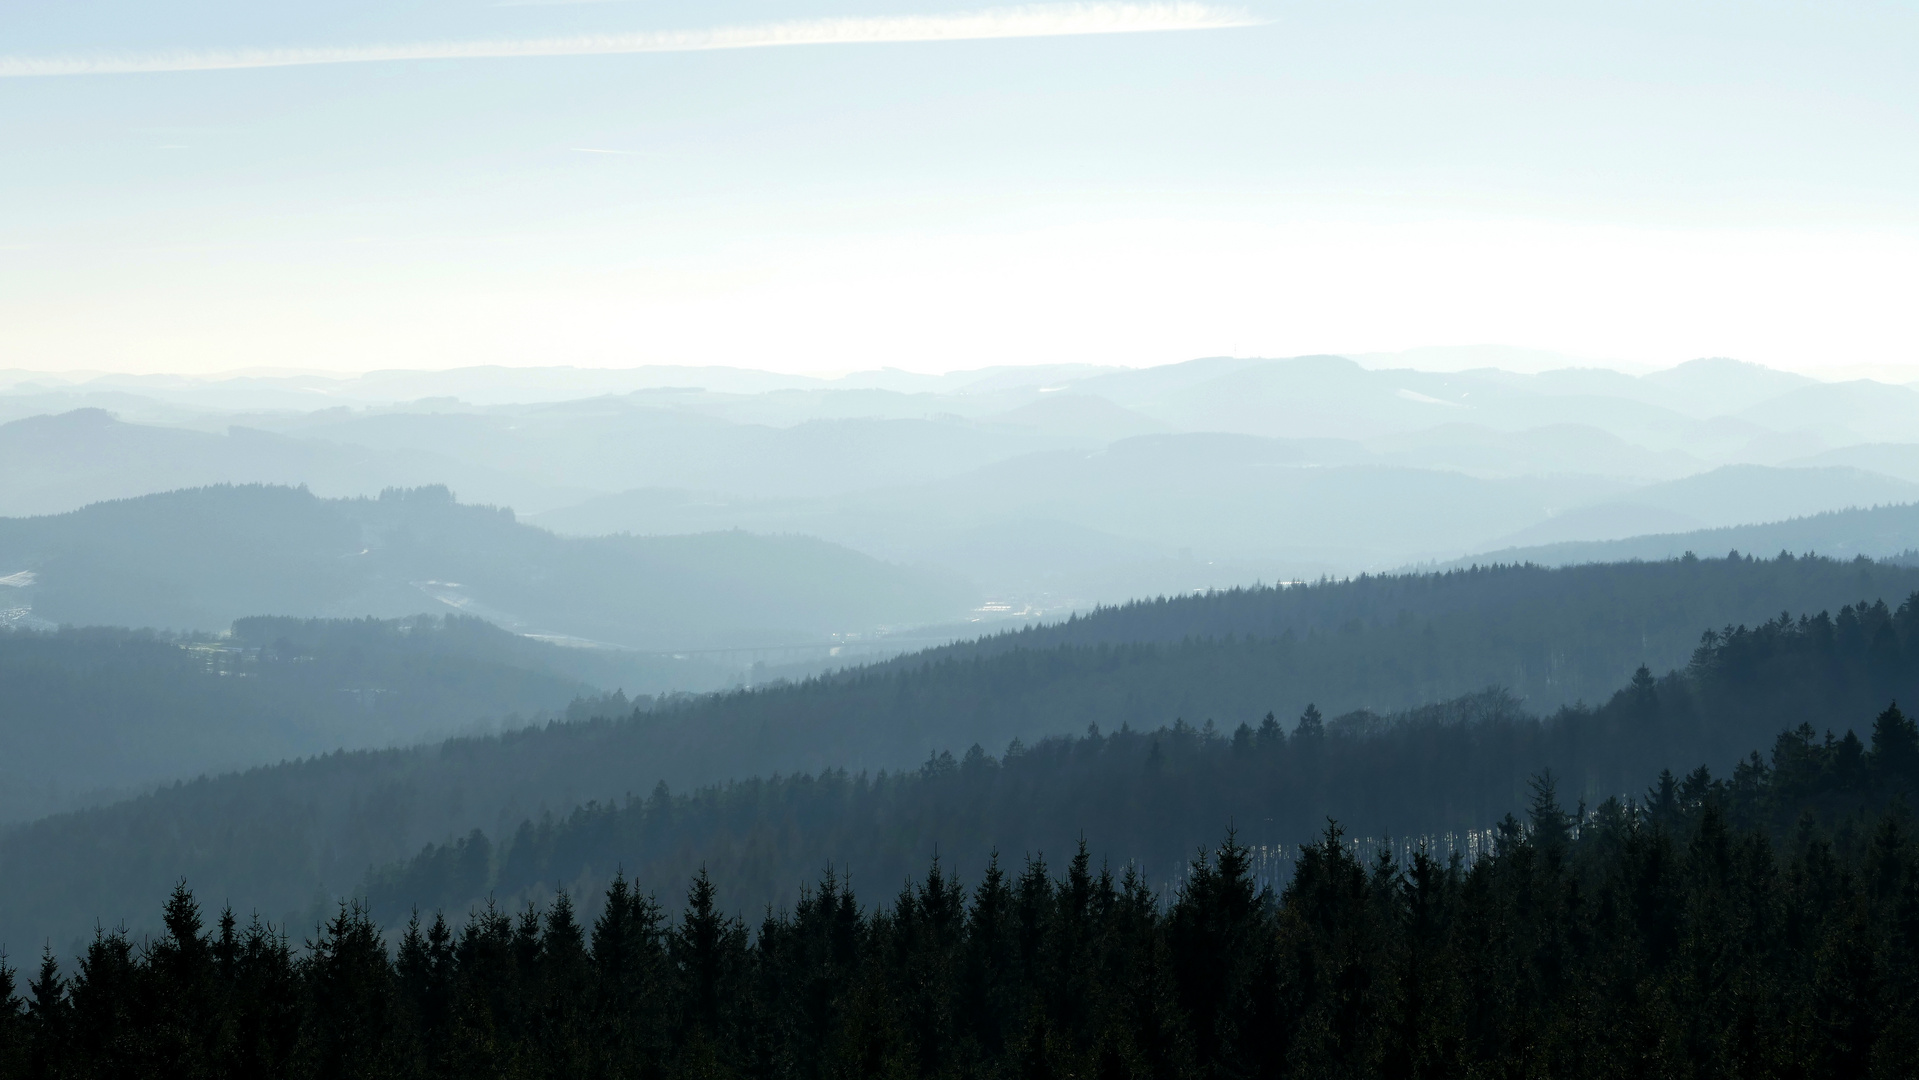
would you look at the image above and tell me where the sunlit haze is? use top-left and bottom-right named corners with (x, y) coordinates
top-left (4, 0), bottom-right (1915, 376)
top-left (8, 0), bottom-right (1919, 1048)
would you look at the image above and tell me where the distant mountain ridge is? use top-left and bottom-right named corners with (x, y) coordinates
top-left (0, 408), bottom-right (581, 517)
top-left (0, 615), bottom-right (694, 823)
top-left (532, 455), bottom-right (1919, 601)
top-left (1481, 464), bottom-right (1919, 548)
top-left (1452, 501), bottom-right (1919, 569)
top-left (0, 484), bottom-right (974, 652)
top-left (12, 354), bottom-right (1919, 607)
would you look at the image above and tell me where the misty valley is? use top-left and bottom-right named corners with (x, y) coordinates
top-left (9, 0), bottom-right (1918, 1068)
top-left (0, 358), bottom-right (1916, 1076)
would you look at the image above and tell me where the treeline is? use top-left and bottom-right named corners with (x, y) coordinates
top-left (7, 555), bottom-right (1919, 954)
top-left (903, 551), bottom-right (1919, 711)
top-left (7, 744), bottom-right (1918, 1078)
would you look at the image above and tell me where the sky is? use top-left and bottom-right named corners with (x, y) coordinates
top-left (1, 0), bottom-right (1915, 378)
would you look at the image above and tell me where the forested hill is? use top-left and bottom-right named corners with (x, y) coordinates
top-left (0, 483), bottom-right (971, 651)
top-left (8, 562), bottom-right (1919, 951)
top-left (12, 741), bottom-right (1919, 1079)
top-left (877, 553), bottom-right (1919, 713)
top-left (0, 615), bottom-right (705, 823)
top-left (1451, 500), bottom-right (1919, 569)
top-left (361, 601), bottom-right (1919, 929)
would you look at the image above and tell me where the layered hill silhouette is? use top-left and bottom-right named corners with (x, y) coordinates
top-left (0, 484), bottom-right (975, 652)
top-left (0, 615), bottom-right (706, 823)
top-left (0, 408), bottom-right (575, 517)
top-left (6, 551), bottom-right (1919, 950)
top-left (1458, 500), bottom-right (1919, 568)
top-left (14, 356), bottom-right (1919, 606)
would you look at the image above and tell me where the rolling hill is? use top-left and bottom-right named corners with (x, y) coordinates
top-left (1455, 501), bottom-right (1919, 569)
top-left (4, 551), bottom-right (1917, 950)
top-left (0, 484), bottom-right (975, 652)
top-left (0, 615), bottom-right (706, 823)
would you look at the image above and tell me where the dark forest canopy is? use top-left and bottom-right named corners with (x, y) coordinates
top-left (10, 575), bottom-right (1919, 955)
top-left (4, 739), bottom-right (1917, 1079)
top-left (361, 601), bottom-right (1919, 929)
top-left (0, 615), bottom-right (694, 822)
top-left (871, 549), bottom-right (1919, 713)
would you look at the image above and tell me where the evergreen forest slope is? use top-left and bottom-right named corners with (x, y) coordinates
top-left (5, 554), bottom-right (1919, 950)
top-left (879, 552), bottom-right (1919, 706)
top-left (361, 600), bottom-right (1919, 931)
top-left (14, 736), bottom-right (1914, 1080)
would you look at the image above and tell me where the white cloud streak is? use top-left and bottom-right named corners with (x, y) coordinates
top-left (491, 0), bottom-right (638, 8)
top-left (0, 3), bottom-right (1259, 78)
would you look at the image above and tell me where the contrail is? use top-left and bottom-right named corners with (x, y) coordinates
top-left (0, 3), bottom-right (1261, 78)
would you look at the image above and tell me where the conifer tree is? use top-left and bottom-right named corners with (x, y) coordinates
top-left (669, 869), bottom-right (748, 1074)
top-left (1870, 701), bottom-right (1919, 784)
top-left (24, 946), bottom-right (65, 1078)
top-left (0, 951), bottom-right (22, 1077)
top-left (300, 901), bottom-right (400, 1079)
top-left (589, 871), bottom-right (668, 1077)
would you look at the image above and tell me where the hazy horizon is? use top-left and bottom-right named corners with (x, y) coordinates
top-left (5, 4), bottom-right (1919, 1052)
top-left (5, 346), bottom-right (1918, 385)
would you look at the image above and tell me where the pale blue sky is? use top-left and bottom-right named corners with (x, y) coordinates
top-left (2, 0), bottom-right (1914, 375)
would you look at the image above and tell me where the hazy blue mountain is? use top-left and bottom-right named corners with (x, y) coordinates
top-left (1484, 465), bottom-right (1919, 548)
top-left (0, 408), bottom-right (582, 517)
top-left (0, 388), bottom-right (225, 429)
top-left (13, 357), bottom-right (1919, 604)
top-left (1522, 365), bottom-right (1666, 400)
top-left (530, 487), bottom-right (1243, 609)
top-left (980, 392), bottom-right (1169, 443)
top-left (264, 401), bottom-right (1097, 500)
top-left (1737, 379), bottom-right (1919, 443)
top-left (11, 356), bottom-right (1907, 461)
top-left (532, 434), bottom-right (1629, 596)
top-left (528, 432), bottom-right (1878, 602)
top-left (1453, 501), bottom-right (1919, 569)
top-left (1113, 355), bottom-right (1483, 439)
top-left (1028, 354), bottom-right (1908, 452)
top-left (1058, 355), bottom-right (1762, 445)
top-left (894, 439), bottom-right (1605, 563)
top-left (0, 615), bottom-right (717, 823)
top-left (1787, 442), bottom-right (1919, 483)
top-left (1638, 356), bottom-right (1817, 415)
top-left (1365, 422), bottom-right (1702, 479)
top-left (905, 362), bottom-right (1130, 394)
top-left (0, 484), bottom-right (975, 651)
top-left (1352, 344), bottom-right (1612, 374)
